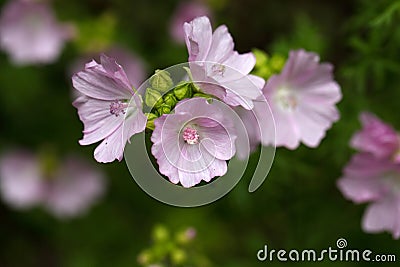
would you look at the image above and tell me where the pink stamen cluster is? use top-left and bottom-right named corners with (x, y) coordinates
top-left (109, 100), bottom-right (127, 117)
top-left (182, 127), bottom-right (200, 145)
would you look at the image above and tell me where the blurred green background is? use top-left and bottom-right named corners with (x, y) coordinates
top-left (1, 0), bottom-right (400, 266)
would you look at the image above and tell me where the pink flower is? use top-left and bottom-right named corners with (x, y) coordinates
top-left (0, 150), bottom-right (105, 219)
top-left (72, 54), bottom-right (147, 163)
top-left (0, 0), bottom-right (73, 65)
top-left (257, 49), bottom-right (342, 149)
top-left (170, 1), bottom-right (212, 43)
top-left (184, 16), bottom-right (264, 110)
top-left (151, 98), bottom-right (237, 188)
top-left (351, 112), bottom-right (400, 162)
top-left (337, 153), bottom-right (400, 239)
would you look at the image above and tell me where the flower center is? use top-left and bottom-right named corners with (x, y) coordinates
top-left (110, 100), bottom-right (127, 117)
top-left (182, 127), bottom-right (200, 145)
top-left (275, 87), bottom-right (297, 111)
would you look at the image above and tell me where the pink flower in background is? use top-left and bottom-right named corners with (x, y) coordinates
top-left (184, 16), bottom-right (264, 110)
top-left (170, 1), bottom-right (212, 43)
top-left (337, 153), bottom-right (400, 239)
top-left (351, 112), bottom-right (400, 162)
top-left (0, 150), bottom-right (43, 209)
top-left (0, 150), bottom-right (105, 219)
top-left (258, 49), bottom-right (341, 149)
top-left (72, 54), bottom-right (147, 163)
top-left (151, 98), bottom-right (237, 188)
top-left (0, 0), bottom-right (73, 65)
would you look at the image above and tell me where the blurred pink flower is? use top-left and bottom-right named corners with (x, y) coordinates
top-left (170, 1), bottom-right (212, 43)
top-left (351, 112), bottom-right (400, 162)
top-left (337, 153), bottom-right (400, 239)
top-left (184, 16), bottom-right (264, 110)
top-left (258, 49), bottom-right (341, 149)
top-left (0, 0), bottom-right (73, 65)
top-left (0, 150), bottom-right (105, 219)
top-left (151, 98), bottom-right (237, 188)
top-left (72, 54), bottom-right (147, 163)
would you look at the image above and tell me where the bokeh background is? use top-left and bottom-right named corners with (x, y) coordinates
top-left (0, 0), bottom-right (399, 266)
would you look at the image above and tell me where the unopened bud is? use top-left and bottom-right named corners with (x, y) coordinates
top-left (163, 92), bottom-right (177, 107)
top-left (171, 249), bottom-right (186, 265)
top-left (145, 88), bottom-right (162, 108)
top-left (173, 82), bottom-right (192, 100)
top-left (145, 113), bottom-right (158, 130)
top-left (152, 225), bottom-right (169, 242)
top-left (157, 104), bottom-right (171, 116)
top-left (150, 69), bottom-right (173, 92)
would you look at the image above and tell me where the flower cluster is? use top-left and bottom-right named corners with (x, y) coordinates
top-left (337, 113), bottom-right (400, 239)
top-left (72, 16), bottom-right (342, 188)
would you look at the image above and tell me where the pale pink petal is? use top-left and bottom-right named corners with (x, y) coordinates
top-left (44, 156), bottom-right (105, 219)
top-left (72, 58), bottom-right (133, 101)
top-left (93, 126), bottom-right (125, 163)
top-left (94, 97), bottom-right (146, 163)
top-left (281, 49), bottom-right (320, 82)
top-left (362, 197), bottom-right (400, 239)
top-left (269, 105), bottom-right (299, 149)
top-left (73, 96), bottom-right (124, 145)
top-left (198, 124), bottom-right (236, 160)
top-left (295, 103), bottom-right (339, 147)
top-left (351, 112), bottom-right (399, 159)
top-left (218, 52), bottom-right (256, 82)
top-left (222, 75), bottom-right (263, 109)
top-left (183, 16), bottom-right (212, 61)
top-left (206, 25), bottom-right (234, 63)
top-left (178, 156), bottom-right (227, 188)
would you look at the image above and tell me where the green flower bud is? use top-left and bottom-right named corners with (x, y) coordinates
top-left (157, 104), bottom-right (171, 116)
top-left (163, 92), bottom-right (177, 107)
top-left (150, 69), bottom-right (173, 92)
top-left (173, 82), bottom-right (192, 100)
top-left (152, 225), bottom-right (169, 243)
top-left (145, 113), bottom-right (158, 131)
top-left (171, 249), bottom-right (186, 265)
top-left (145, 88), bottom-right (162, 108)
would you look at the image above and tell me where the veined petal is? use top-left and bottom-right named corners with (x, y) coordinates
top-left (93, 126), bottom-right (125, 163)
top-left (73, 96), bottom-right (124, 145)
top-left (206, 25), bottom-right (234, 63)
top-left (72, 58), bottom-right (133, 101)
